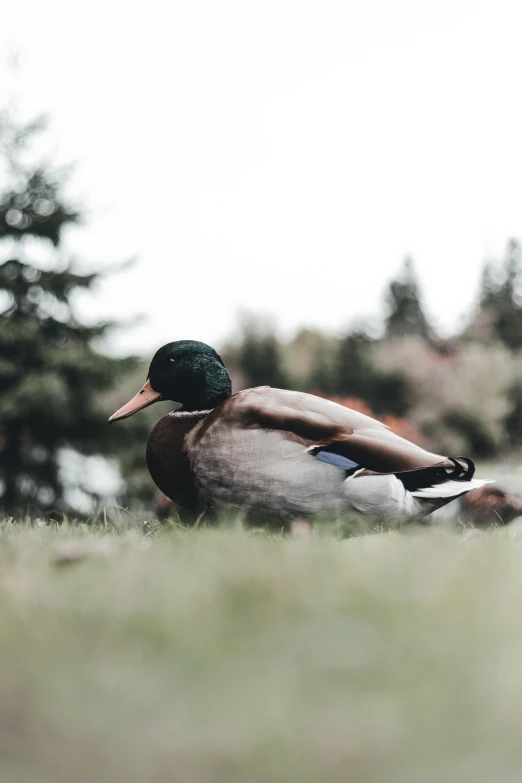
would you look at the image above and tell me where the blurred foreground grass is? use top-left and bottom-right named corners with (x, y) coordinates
top-left (0, 521), bottom-right (522, 782)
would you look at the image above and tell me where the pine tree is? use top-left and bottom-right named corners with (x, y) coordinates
top-left (476, 239), bottom-right (522, 349)
top-left (236, 321), bottom-right (289, 389)
top-left (308, 346), bottom-right (336, 394)
top-left (334, 330), bottom-right (410, 416)
top-left (493, 239), bottom-right (522, 349)
top-left (479, 262), bottom-right (496, 307)
top-left (335, 330), bottom-right (375, 399)
top-left (385, 257), bottom-right (432, 340)
top-left (0, 105), bottom-right (137, 513)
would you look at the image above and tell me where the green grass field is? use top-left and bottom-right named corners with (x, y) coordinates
top-left (1, 519), bottom-right (522, 782)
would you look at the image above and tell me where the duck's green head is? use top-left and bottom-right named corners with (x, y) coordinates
top-left (109, 340), bottom-right (232, 422)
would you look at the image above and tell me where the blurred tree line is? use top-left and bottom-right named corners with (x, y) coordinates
top-left (224, 243), bottom-right (522, 460)
top-left (2, 104), bottom-right (522, 516)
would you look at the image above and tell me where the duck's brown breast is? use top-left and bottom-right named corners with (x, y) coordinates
top-left (146, 410), bottom-right (211, 511)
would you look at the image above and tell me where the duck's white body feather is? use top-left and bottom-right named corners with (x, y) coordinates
top-left (189, 420), bottom-right (490, 523)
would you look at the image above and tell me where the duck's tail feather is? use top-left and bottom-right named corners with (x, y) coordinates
top-left (396, 457), bottom-right (476, 492)
top-left (410, 478), bottom-right (493, 499)
top-left (396, 456), bottom-right (493, 502)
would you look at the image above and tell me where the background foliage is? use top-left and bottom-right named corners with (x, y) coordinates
top-left (0, 105), bottom-right (149, 513)
top-left (225, 241), bottom-right (522, 460)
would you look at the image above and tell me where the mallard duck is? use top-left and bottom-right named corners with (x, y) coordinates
top-left (109, 340), bottom-right (490, 525)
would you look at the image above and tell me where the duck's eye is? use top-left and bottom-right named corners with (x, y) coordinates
top-left (170, 359), bottom-right (175, 362)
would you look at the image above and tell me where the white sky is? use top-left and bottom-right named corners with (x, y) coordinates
top-left (1, 0), bottom-right (521, 356)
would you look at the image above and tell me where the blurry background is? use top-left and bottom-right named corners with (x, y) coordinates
top-left (1, 0), bottom-right (522, 517)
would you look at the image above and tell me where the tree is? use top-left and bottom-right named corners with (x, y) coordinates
top-left (334, 330), bottom-right (410, 416)
top-left (384, 257), bottom-right (432, 340)
top-left (0, 105), bottom-right (137, 513)
top-left (477, 239), bottom-right (522, 349)
top-left (335, 330), bottom-right (376, 400)
top-left (236, 320), bottom-right (289, 389)
top-left (479, 262), bottom-right (496, 307)
top-left (308, 346), bottom-right (336, 394)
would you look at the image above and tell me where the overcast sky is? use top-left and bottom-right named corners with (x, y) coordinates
top-left (1, 0), bottom-right (521, 355)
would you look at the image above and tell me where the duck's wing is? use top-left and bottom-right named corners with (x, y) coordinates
top-left (229, 387), bottom-right (450, 469)
top-left (205, 387), bottom-right (477, 490)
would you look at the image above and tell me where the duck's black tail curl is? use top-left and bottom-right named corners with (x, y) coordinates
top-left (396, 457), bottom-right (475, 492)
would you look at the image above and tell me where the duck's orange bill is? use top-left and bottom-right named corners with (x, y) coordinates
top-left (109, 379), bottom-right (162, 422)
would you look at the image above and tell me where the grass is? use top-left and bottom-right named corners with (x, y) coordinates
top-left (0, 519), bottom-right (522, 782)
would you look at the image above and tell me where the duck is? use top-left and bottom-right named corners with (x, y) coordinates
top-left (109, 340), bottom-right (491, 526)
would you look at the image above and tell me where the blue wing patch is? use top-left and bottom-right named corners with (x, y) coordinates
top-left (313, 450), bottom-right (360, 472)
